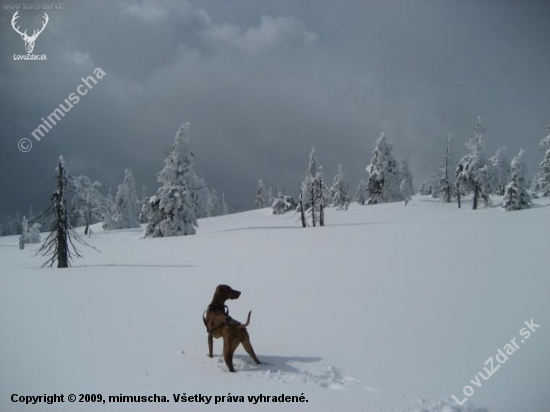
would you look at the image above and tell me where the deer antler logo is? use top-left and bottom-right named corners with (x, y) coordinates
top-left (11, 11), bottom-right (49, 54)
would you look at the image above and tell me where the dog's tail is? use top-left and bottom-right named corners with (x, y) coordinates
top-left (239, 311), bottom-right (252, 328)
top-left (202, 310), bottom-right (207, 327)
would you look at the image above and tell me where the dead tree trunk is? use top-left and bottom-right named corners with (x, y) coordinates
top-left (311, 184), bottom-right (316, 227)
top-left (299, 186), bottom-right (306, 228)
top-left (472, 184), bottom-right (479, 210)
top-left (55, 161), bottom-right (69, 268)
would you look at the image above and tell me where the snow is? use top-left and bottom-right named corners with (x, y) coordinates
top-left (1, 196), bottom-right (549, 412)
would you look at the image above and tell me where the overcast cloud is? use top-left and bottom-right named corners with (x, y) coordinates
top-left (1, 0), bottom-right (549, 220)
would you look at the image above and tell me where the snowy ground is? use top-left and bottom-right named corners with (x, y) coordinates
top-left (1, 196), bottom-right (549, 412)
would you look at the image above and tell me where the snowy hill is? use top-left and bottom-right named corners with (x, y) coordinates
top-left (1, 196), bottom-right (549, 412)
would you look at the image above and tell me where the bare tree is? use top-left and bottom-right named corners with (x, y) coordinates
top-left (433, 134), bottom-right (456, 203)
top-left (36, 157), bottom-right (86, 268)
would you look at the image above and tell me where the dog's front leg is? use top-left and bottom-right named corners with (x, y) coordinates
top-left (207, 334), bottom-right (214, 358)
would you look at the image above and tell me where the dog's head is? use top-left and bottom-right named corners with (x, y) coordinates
top-left (216, 284), bottom-right (241, 301)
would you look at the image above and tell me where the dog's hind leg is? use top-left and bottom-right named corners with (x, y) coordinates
top-left (241, 335), bottom-right (261, 365)
top-left (223, 338), bottom-right (240, 372)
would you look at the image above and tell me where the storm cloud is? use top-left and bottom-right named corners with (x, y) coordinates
top-left (1, 0), bottom-right (549, 219)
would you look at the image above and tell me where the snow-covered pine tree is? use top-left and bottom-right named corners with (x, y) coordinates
top-left (310, 166), bottom-right (328, 226)
top-left (400, 158), bottom-right (414, 204)
top-left (70, 175), bottom-right (107, 234)
top-left (419, 180), bottom-right (432, 196)
top-left (37, 156), bottom-right (84, 267)
top-left (354, 179), bottom-right (368, 205)
top-left (301, 147), bottom-right (318, 212)
top-left (488, 147), bottom-right (510, 195)
top-left (267, 186), bottom-right (275, 207)
top-left (144, 123), bottom-right (202, 237)
top-left (19, 216), bottom-right (30, 248)
top-left (502, 148), bottom-right (531, 211)
top-left (1, 217), bottom-right (10, 236)
top-left (19, 216), bottom-right (41, 245)
top-left (191, 181), bottom-right (211, 219)
top-left (222, 194), bottom-right (229, 216)
top-left (255, 179), bottom-right (265, 209)
top-left (271, 197), bottom-right (285, 215)
top-left (1, 214), bottom-right (21, 236)
top-left (28, 222), bottom-right (41, 243)
top-left (2, 212), bottom-right (24, 236)
top-left (365, 133), bottom-right (403, 204)
top-left (5, 216), bottom-right (15, 236)
top-left (107, 169), bottom-right (141, 230)
top-left (139, 186), bottom-right (150, 223)
top-left (531, 125), bottom-right (550, 197)
top-left (456, 117), bottom-right (491, 209)
top-left (104, 188), bottom-right (115, 226)
top-left (209, 188), bottom-right (220, 217)
top-left (330, 165), bottom-right (350, 210)
top-left (432, 134), bottom-right (456, 202)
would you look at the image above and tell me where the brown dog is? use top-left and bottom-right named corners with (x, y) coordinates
top-left (202, 284), bottom-right (261, 372)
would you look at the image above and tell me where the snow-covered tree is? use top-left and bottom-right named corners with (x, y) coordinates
top-left (419, 180), bottom-right (432, 196)
top-left (456, 117), bottom-right (491, 209)
top-left (1, 214), bottom-right (20, 236)
top-left (70, 175), bottom-right (107, 234)
top-left (19, 216), bottom-right (41, 246)
top-left (144, 123), bottom-right (201, 237)
top-left (255, 179), bottom-right (265, 209)
top-left (209, 188), bottom-right (220, 217)
top-left (432, 134), bottom-right (456, 202)
top-left (531, 125), bottom-right (550, 197)
top-left (28, 222), bottom-right (41, 243)
top-left (354, 179), bottom-right (368, 205)
top-left (267, 186), bottom-right (275, 207)
top-left (139, 186), bottom-right (150, 223)
top-left (222, 193), bottom-right (229, 216)
top-left (271, 197), bottom-right (286, 215)
top-left (104, 188), bottom-right (115, 225)
top-left (19, 216), bottom-right (30, 247)
top-left (330, 165), bottom-right (350, 210)
top-left (107, 169), bottom-right (141, 230)
top-left (301, 147), bottom-right (318, 211)
top-left (502, 148), bottom-right (531, 211)
top-left (310, 166), bottom-right (328, 226)
top-left (400, 158), bottom-right (414, 203)
top-left (191, 183), bottom-right (211, 219)
top-left (365, 133), bottom-right (403, 204)
top-left (488, 147), bottom-right (511, 196)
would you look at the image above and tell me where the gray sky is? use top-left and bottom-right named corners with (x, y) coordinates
top-left (1, 0), bottom-right (549, 220)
